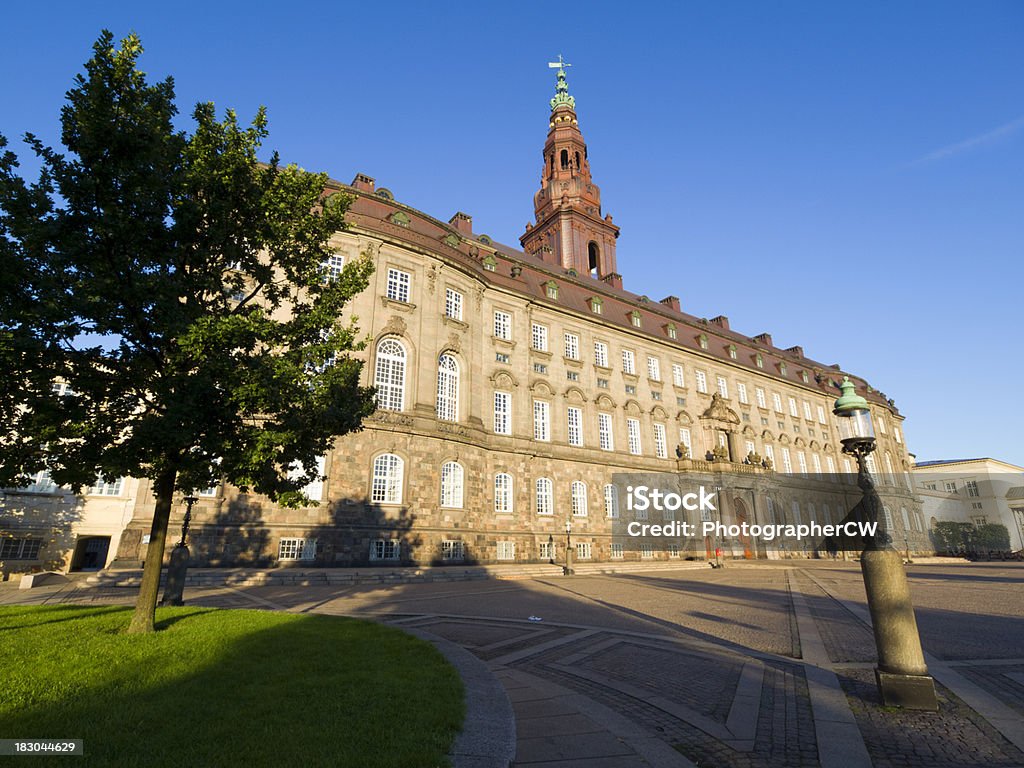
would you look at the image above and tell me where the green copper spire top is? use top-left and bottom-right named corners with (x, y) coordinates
top-left (834, 376), bottom-right (869, 414)
top-left (548, 54), bottom-right (575, 111)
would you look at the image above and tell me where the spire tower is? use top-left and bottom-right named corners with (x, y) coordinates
top-left (521, 58), bottom-right (619, 279)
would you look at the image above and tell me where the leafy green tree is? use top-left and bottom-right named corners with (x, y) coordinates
top-left (0, 32), bottom-right (375, 633)
top-left (974, 523), bottom-right (1010, 552)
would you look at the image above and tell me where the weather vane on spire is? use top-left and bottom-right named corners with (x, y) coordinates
top-left (548, 55), bottom-right (575, 111)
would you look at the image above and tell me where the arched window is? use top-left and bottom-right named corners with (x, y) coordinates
top-left (440, 461), bottom-right (464, 508)
top-left (603, 484), bottom-right (619, 518)
top-left (560, 149), bottom-right (569, 169)
top-left (436, 354), bottom-right (459, 422)
top-left (536, 478), bottom-right (553, 516)
top-left (574, 151), bottom-right (581, 168)
top-left (374, 338), bottom-right (406, 411)
top-left (371, 454), bottom-right (404, 504)
top-left (495, 473), bottom-right (513, 514)
top-left (572, 481), bottom-right (588, 517)
top-left (588, 241), bottom-right (600, 278)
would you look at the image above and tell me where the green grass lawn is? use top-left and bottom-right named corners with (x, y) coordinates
top-left (0, 605), bottom-right (464, 767)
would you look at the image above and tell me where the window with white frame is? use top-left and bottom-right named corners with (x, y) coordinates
top-left (610, 542), bottom-right (624, 559)
top-left (371, 453), bottom-right (404, 504)
top-left (866, 453), bottom-right (878, 476)
top-left (630, 312), bottom-right (642, 328)
top-left (672, 364), bottom-right (685, 388)
top-left (781, 448), bottom-right (793, 473)
top-left (287, 455), bottom-right (326, 502)
top-left (944, 480), bottom-right (957, 493)
top-left (622, 349), bottom-right (636, 375)
top-left (695, 370), bottom-right (708, 393)
top-left (803, 401), bottom-right (813, 421)
top-left (567, 406), bottom-right (583, 447)
top-left (575, 542), bottom-right (592, 559)
top-left (571, 481), bottom-right (588, 516)
top-left (826, 455), bottom-right (836, 473)
top-left (322, 253), bottom-right (345, 281)
top-left (496, 541), bottom-right (516, 560)
top-left (386, 268), bottom-right (410, 302)
top-left (653, 423), bottom-right (668, 459)
top-left (884, 453), bottom-right (896, 484)
top-left (812, 454), bottom-right (822, 474)
top-left (441, 540), bottom-right (465, 561)
top-left (370, 539), bottom-right (400, 561)
top-left (493, 391), bottom-right (512, 435)
top-left (531, 323), bottom-right (548, 351)
top-left (764, 444), bottom-right (775, 466)
top-left (495, 473), bottom-right (513, 513)
top-left (965, 480), bottom-right (980, 497)
top-left (756, 353), bottom-right (764, 369)
top-left (627, 418), bottom-right (642, 455)
top-left (0, 538), bottom-right (42, 560)
top-left (716, 376), bottom-right (729, 398)
top-left (535, 478), bottom-right (554, 515)
top-left (745, 439), bottom-right (756, 457)
top-left (756, 387), bottom-right (767, 408)
top-left (533, 400), bottom-right (550, 441)
top-left (843, 457), bottom-right (853, 476)
top-left (436, 354), bottom-right (459, 421)
top-left (594, 341), bottom-right (609, 367)
top-left (538, 540), bottom-right (554, 560)
top-left (604, 484), bottom-right (620, 518)
top-left (882, 506), bottom-right (894, 533)
top-left (444, 288), bottom-right (463, 320)
top-left (640, 543), bottom-right (654, 559)
top-left (494, 310), bottom-right (512, 340)
top-left (679, 428), bottom-right (692, 456)
top-left (788, 397), bottom-right (798, 417)
top-left (89, 475), bottom-right (124, 496)
top-left (737, 382), bottom-right (748, 404)
top-left (598, 413), bottom-right (614, 451)
top-left (564, 333), bottom-right (580, 360)
top-left (797, 452), bottom-right (808, 475)
top-left (894, 426), bottom-right (902, 444)
top-left (772, 393), bottom-right (783, 412)
top-left (440, 461), bottom-right (464, 508)
top-left (374, 338), bottom-right (406, 412)
top-left (25, 469), bottom-right (57, 494)
top-left (279, 537), bottom-right (316, 561)
top-left (817, 405), bottom-right (827, 424)
top-left (791, 501), bottom-right (802, 524)
top-left (647, 356), bottom-right (661, 381)
top-left (877, 415), bottom-right (887, 434)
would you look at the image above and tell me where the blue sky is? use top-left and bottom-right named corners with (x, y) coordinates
top-left (2, 1), bottom-right (1022, 466)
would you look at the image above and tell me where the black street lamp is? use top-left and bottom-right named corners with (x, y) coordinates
top-left (834, 377), bottom-right (937, 709)
top-left (564, 520), bottom-right (574, 576)
top-left (159, 494), bottom-right (198, 607)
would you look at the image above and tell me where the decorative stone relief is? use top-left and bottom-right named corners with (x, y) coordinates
top-left (381, 316), bottom-right (407, 337)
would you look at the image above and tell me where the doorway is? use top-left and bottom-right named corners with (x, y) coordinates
top-left (71, 536), bottom-right (111, 572)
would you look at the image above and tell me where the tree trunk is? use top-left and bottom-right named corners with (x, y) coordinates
top-left (127, 468), bottom-right (177, 634)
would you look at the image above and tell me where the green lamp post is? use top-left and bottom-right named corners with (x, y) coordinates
top-left (834, 377), bottom-right (937, 710)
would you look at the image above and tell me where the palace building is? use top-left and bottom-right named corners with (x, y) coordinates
top-left (2, 65), bottom-right (927, 576)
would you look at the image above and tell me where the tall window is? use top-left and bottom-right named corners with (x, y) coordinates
top-left (756, 387), bottom-right (766, 408)
top-left (493, 391), bottom-right (512, 435)
top-left (536, 478), bottom-right (554, 515)
top-left (672, 364), bottom-right (685, 388)
top-left (567, 407), bottom-right (583, 447)
top-left (653, 423), bottom-right (668, 459)
top-left (788, 397), bottom-right (799, 417)
top-left (797, 452), bottom-right (808, 475)
top-left (716, 376), bottom-right (729, 398)
top-left (444, 288), bottom-right (463, 320)
top-left (494, 473), bottom-right (513, 514)
top-left (745, 440), bottom-right (756, 457)
top-left (679, 428), bottom-right (692, 456)
top-left (386, 268), bottom-right (410, 302)
top-left (764, 444), bottom-right (775, 466)
top-left (622, 350), bottom-right (636, 375)
top-left (737, 383), bottom-right (748, 404)
top-left (604, 484), bottom-right (620, 518)
top-left (885, 453), bottom-right (896, 484)
top-left (817, 405), bottom-right (827, 424)
top-left (781, 448), bottom-right (793, 473)
top-left (374, 338), bottom-right (406, 411)
top-left (571, 481), bottom-right (588, 516)
top-left (812, 454), bottom-right (822, 474)
top-left (627, 418), bottom-right (642, 455)
top-left (772, 393), bottom-right (783, 413)
top-left (564, 333), bottom-right (580, 360)
top-left (695, 370), bottom-right (708, 393)
top-left (594, 341), bottom-right (609, 367)
top-left (436, 354), bottom-right (459, 422)
top-left (322, 253), bottom-right (345, 281)
top-left (598, 413), bottom-right (614, 451)
top-left (965, 480), bottom-right (980, 497)
top-left (371, 453), bottom-right (404, 504)
top-left (647, 357), bottom-right (661, 381)
top-left (440, 461), bottom-right (464, 508)
top-left (826, 455), bottom-right (836, 473)
top-left (533, 400), bottom-right (550, 441)
top-left (531, 323), bottom-right (548, 351)
top-left (803, 401), bottom-right (813, 421)
top-left (494, 310), bottom-right (512, 340)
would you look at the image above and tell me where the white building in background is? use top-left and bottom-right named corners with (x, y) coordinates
top-left (912, 458), bottom-right (1024, 551)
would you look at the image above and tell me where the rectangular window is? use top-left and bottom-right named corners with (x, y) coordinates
top-left (651, 391), bottom-right (662, 401)
top-left (737, 382), bottom-right (748, 405)
top-left (672, 364), bottom-right (685, 388)
top-left (597, 378), bottom-right (609, 389)
top-left (89, 476), bottom-right (124, 496)
top-left (494, 310), bottom-right (512, 340)
top-left (496, 541), bottom-right (516, 561)
top-left (538, 541), bottom-right (554, 559)
top-left (944, 481), bottom-right (957, 493)
top-left (668, 544), bottom-right (680, 558)
top-left (370, 540), bottom-right (400, 561)
top-left (716, 376), bottom-right (729, 398)
top-left (535, 479), bottom-right (553, 516)
top-left (566, 371), bottom-right (579, 382)
top-left (647, 356), bottom-right (661, 381)
top-left (531, 323), bottom-right (548, 351)
top-left (493, 391), bottom-right (511, 435)
top-left (817, 405), bottom-right (827, 424)
top-left (610, 543), bottom-right (624, 559)
top-left (576, 542), bottom-right (592, 560)
top-left (495, 352), bottom-right (510, 363)
top-left (279, 537), bottom-right (317, 561)
top-left (625, 384), bottom-right (637, 395)
top-left (878, 415), bottom-right (887, 434)
top-left (564, 333), bottom-right (580, 360)
top-left (803, 401), bottom-right (813, 421)
top-left (567, 407), bottom-right (583, 447)
top-left (826, 455), bottom-right (836, 473)
top-left (594, 341), bottom-right (609, 367)
top-left (745, 440), bottom-right (756, 457)
top-left (894, 426), bottom-right (902, 444)
top-left (622, 350), bottom-right (636, 375)
top-left (772, 393), bottom-right (783, 413)
top-left (322, 253), bottom-right (345, 281)
top-left (781, 448), bottom-right (793, 473)
top-left (598, 413), bottom-right (614, 451)
top-left (0, 538), bottom-right (43, 560)
top-left (679, 428), bottom-right (692, 456)
top-left (533, 362), bottom-right (548, 374)
top-left (788, 397), bottom-right (798, 417)
top-left (965, 480), bottom-right (979, 497)
top-left (653, 423), bottom-right (668, 459)
top-left (386, 268), bottom-right (410, 302)
top-left (640, 544), bottom-right (654, 559)
top-left (755, 387), bottom-right (767, 408)
top-left (604, 484), bottom-right (620, 518)
top-left (812, 454), bottom-right (822, 474)
top-left (627, 418), bottom-right (642, 455)
top-left (533, 400), bottom-right (550, 441)
top-left (764, 444), bottom-right (775, 466)
top-left (695, 370), bottom-right (708, 393)
top-left (444, 288), bottom-right (463, 320)
top-left (797, 452), bottom-right (808, 475)
top-left (441, 540), bottom-right (464, 561)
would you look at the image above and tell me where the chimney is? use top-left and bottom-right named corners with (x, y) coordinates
top-left (449, 212), bottom-right (473, 234)
top-left (710, 315), bottom-right (730, 330)
top-left (753, 333), bottom-right (773, 347)
top-left (601, 272), bottom-right (623, 290)
top-left (351, 173), bottom-right (375, 192)
top-left (659, 295), bottom-right (680, 311)
top-left (785, 345), bottom-right (804, 358)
